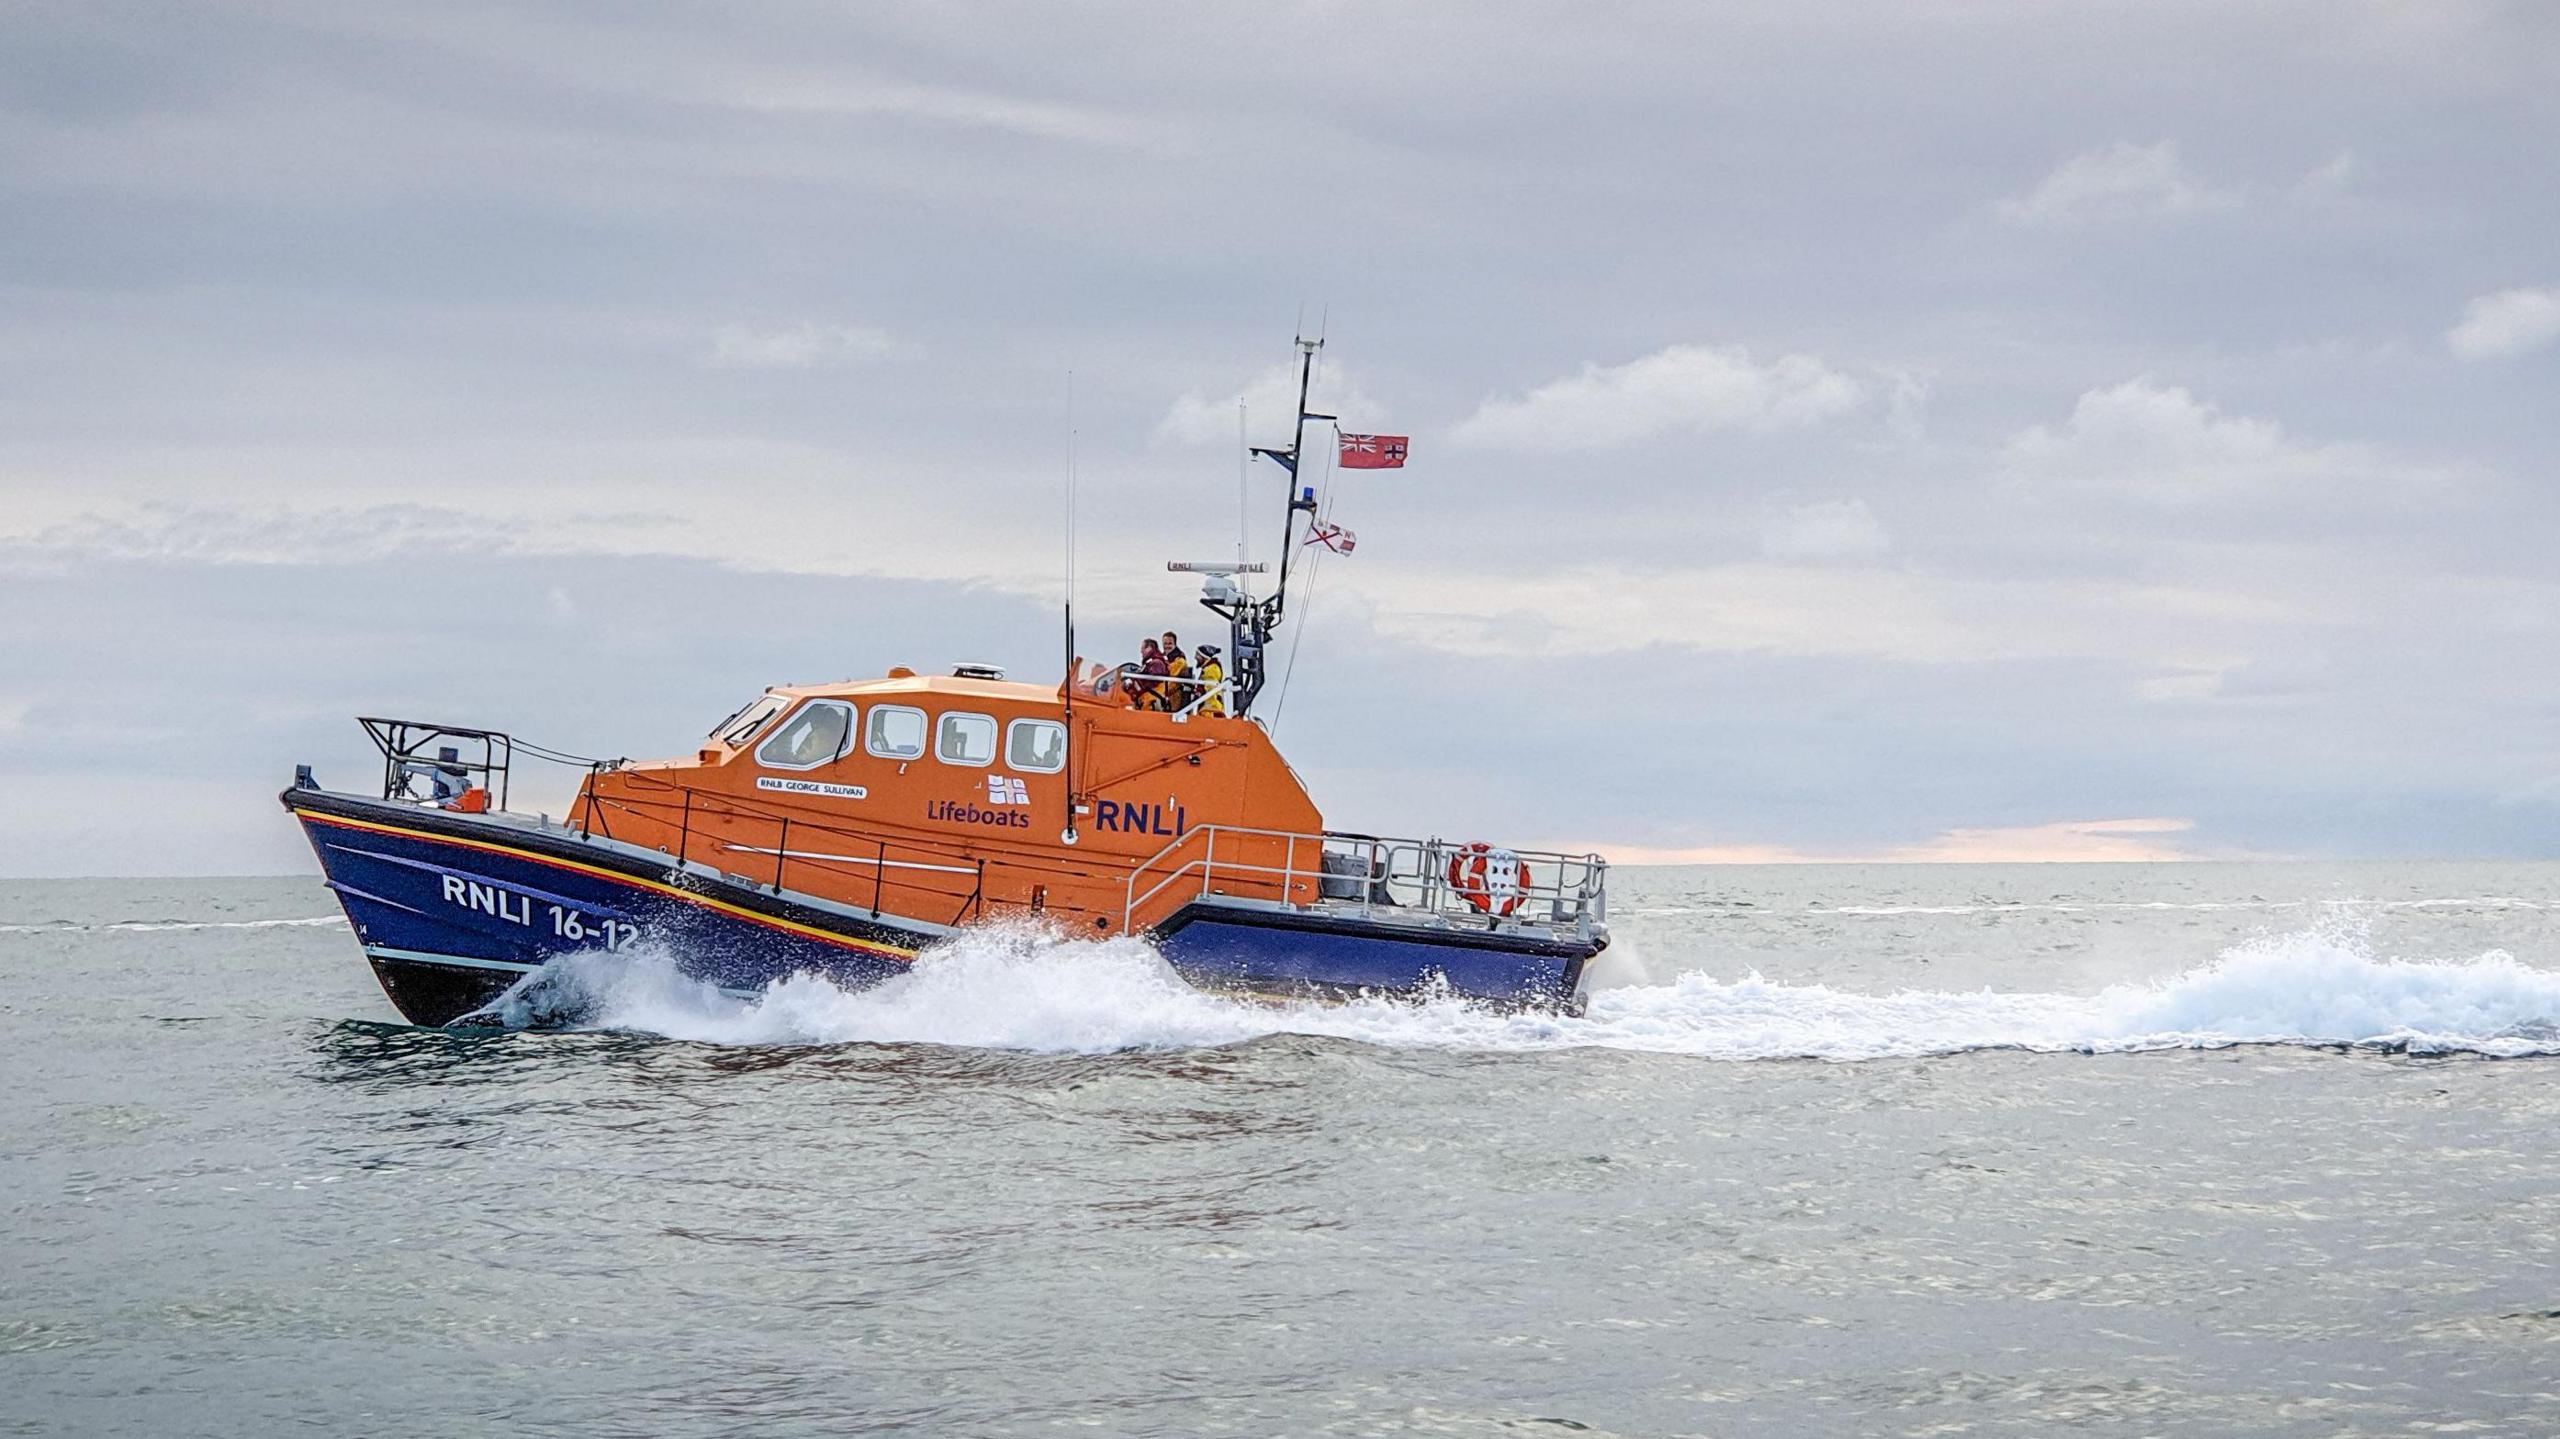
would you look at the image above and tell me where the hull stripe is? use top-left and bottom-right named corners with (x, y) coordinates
top-left (364, 944), bottom-right (539, 973)
top-left (323, 876), bottom-right (435, 919)
top-left (302, 810), bottom-right (920, 964)
top-left (327, 841), bottom-right (639, 923)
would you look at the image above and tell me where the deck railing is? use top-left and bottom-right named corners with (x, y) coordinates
top-left (567, 767), bottom-right (1052, 927)
top-left (1123, 825), bottom-right (1608, 939)
top-left (1089, 666), bottom-right (1237, 721)
top-left (360, 717), bottom-right (517, 810)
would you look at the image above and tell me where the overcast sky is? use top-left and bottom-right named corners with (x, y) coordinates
top-left (4, 0), bottom-right (2557, 875)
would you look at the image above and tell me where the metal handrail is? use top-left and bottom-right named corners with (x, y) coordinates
top-left (359, 715), bottom-right (614, 813)
top-left (576, 764), bottom-right (1185, 936)
top-left (616, 787), bottom-right (966, 867)
top-left (1103, 669), bottom-right (1237, 721)
top-left (1167, 675), bottom-right (1236, 720)
top-left (1121, 823), bottom-right (1608, 938)
top-left (1124, 824), bottom-right (1240, 918)
top-left (361, 717), bottom-right (515, 811)
top-left (1334, 834), bottom-right (1588, 928)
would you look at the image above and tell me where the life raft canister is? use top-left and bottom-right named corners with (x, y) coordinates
top-left (1446, 842), bottom-right (1531, 917)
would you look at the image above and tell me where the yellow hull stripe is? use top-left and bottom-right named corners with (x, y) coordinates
top-left (300, 810), bottom-right (920, 963)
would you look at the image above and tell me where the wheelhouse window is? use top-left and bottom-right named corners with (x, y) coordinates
top-left (756, 700), bottom-right (854, 770)
top-left (1006, 719), bottom-right (1066, 774)
top-left (713, 694), bottom-right (786, 748)
top-left (936, 712), bottom-right (997, 767)
top-left (866, 704), bottom-right (927, 761)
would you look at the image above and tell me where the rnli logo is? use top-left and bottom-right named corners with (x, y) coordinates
top-left (1094, 799), bottom-right (1187, 837)
top-left (987, 775), bottom-right (1030, 806)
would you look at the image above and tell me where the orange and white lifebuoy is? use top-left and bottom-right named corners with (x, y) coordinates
top-left (1446, 841), bottom-right (1531, 917)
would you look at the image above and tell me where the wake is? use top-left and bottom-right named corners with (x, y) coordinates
top-left (479, 921), bottom-right (2560, 1061)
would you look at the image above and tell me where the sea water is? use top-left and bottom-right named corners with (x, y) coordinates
top-left (4, 863), bottom-right (2558, 1436)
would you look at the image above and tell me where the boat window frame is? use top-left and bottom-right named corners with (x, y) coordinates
top-left (934, 711), bottom-right (1000, 769)
top-left (865, 703), bottom-right (929, 762)
top-left (754, 699), bottom-right (857, 772)
top-left (1005, 718), bottom-right (1067, 774)
top-left (714, 694), bottom-right (789, 748)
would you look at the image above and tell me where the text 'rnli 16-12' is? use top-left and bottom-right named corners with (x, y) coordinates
top-left (438, 874), bottom-right (640, 950)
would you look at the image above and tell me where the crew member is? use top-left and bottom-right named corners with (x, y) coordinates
top-left (1130, 638), bottom-right (1169, 710)
top-left (1194, 643), bottom-right (1226, 717)
top-left (1160, 632), bottom-right (1191, 710)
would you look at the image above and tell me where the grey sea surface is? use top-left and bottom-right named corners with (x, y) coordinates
top-left (4, 863), bottom-right (2559, 1437)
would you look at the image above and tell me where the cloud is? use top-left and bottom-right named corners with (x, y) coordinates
top-left (1883, 372), bottom-right (1930, 442)
top-left (1882, 817), bottom-right (2202, 863)
top-left (2138, 652), bottom-right (2342, 707)
top-left (1579, 817), bottom-right (2204, 864)
top-left (1, 502), bottom-right (686, 569)
top-left (2001, 379), bottom-right (2410, 505)
top-left (1355, 560), bottom-right (2282, 669)
top-left (1587, 841), bottom-right (1836, 864)
top-left (1996, 141), bottom-right (2233, 227)
top-left (1450, 344), bottom-right (1865, 450)
top-left (709, 322), bottom-right (893, 370)
top-left (2447, 285), bottom-right (2560, 362)
top-left (2296, 148), bottom-right (2360, 197)
top-left (713, 74), bottom-right (1158, 149)
top-left (1153, 361), bottom-right (1377, 448)
top-left (1758, 499), bottom-right (1889, 561)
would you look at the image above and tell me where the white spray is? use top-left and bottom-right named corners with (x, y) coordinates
top-left (478, 918), bottom-right (2560, 1061)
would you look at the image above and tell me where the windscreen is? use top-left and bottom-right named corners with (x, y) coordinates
top-left (712, 695), bottom-right (786, 747)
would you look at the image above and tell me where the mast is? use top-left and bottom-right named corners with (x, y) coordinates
top-left (1203, 333), bottom-right (1330, 720)
top-left (1266, 335), bottom-right (1332, 611)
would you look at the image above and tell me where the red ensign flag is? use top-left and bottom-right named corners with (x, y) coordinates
top-left (1337, 433), bottom-right (1408, 469)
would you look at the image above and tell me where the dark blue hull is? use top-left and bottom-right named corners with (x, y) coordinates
top-left (285, 791), bottom-right (1598, 1028)
top-left (1156, 910), bottom-right (1587, 1010)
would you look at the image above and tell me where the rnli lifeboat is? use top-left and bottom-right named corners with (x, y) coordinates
top-left (281, 338), bottom-right (1610, 1026)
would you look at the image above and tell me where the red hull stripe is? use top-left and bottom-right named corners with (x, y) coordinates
top-left (301, 810), bottom-right (920, 963)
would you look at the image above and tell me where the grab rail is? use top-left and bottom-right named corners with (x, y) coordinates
top-left (360, 717), bottom-right (514, 810)
top-left (1122, 824), bottom-right (1608, 939)
top-left (1090, 667), bottom-right (1238, 721)
top-left (567, 765), bottom-right (1110, 928)
top-left (359, 715), bottom-right (611, 814)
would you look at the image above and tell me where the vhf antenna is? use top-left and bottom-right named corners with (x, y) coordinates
top-left (1060, 368), bottom-right (1079, 843)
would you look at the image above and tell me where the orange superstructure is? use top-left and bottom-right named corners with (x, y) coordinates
top-left (565, 667), bottom-right (1326, 937)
